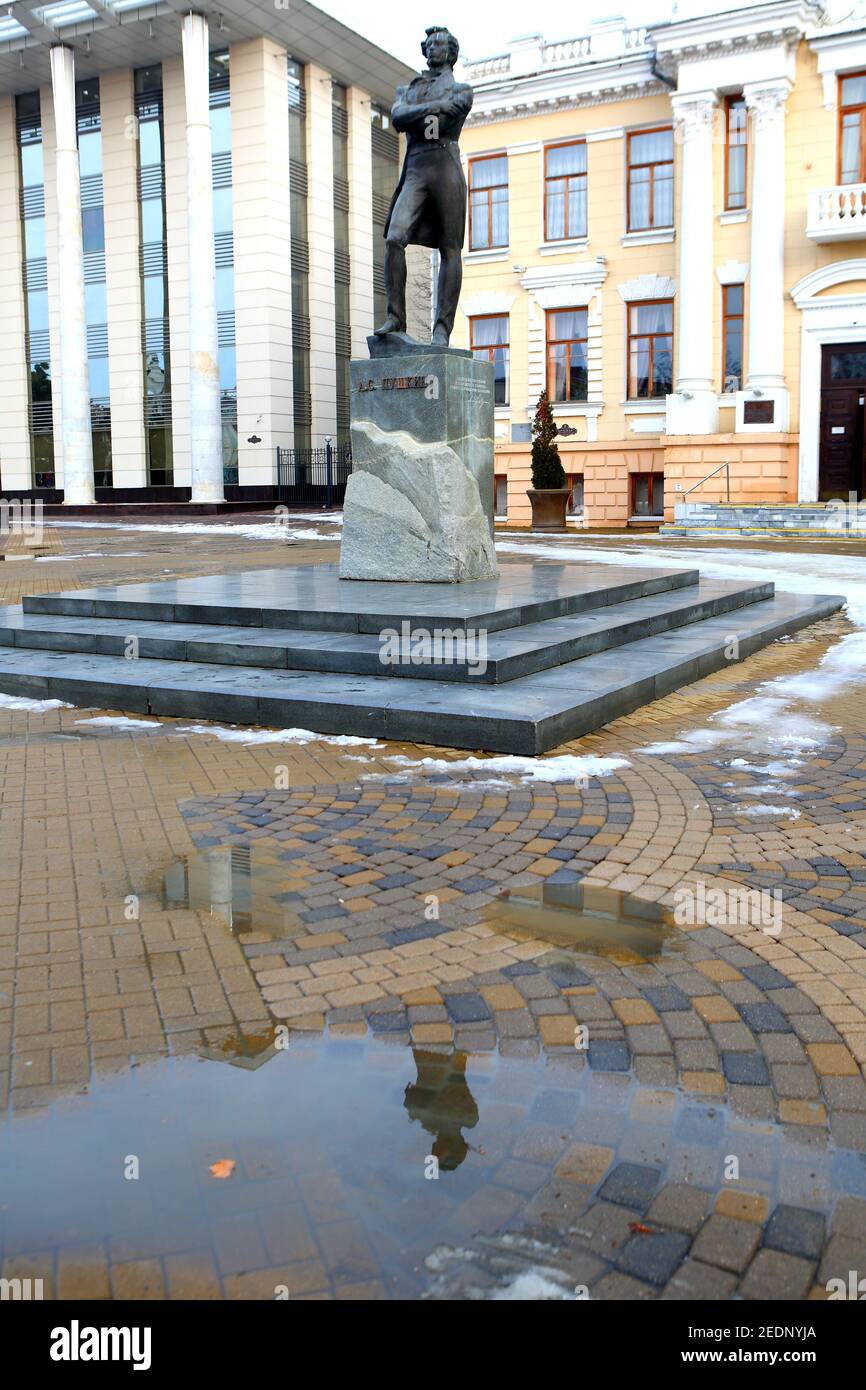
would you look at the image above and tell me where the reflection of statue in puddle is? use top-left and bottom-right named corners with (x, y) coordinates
top-left (403, 1049), bottom-right (479, 1172)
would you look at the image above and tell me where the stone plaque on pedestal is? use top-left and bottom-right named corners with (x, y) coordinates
top-left (339, 347), bottom-right (498, 583)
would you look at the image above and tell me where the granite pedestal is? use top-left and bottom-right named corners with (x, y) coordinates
top-left (339, 347), bottom-right (497, 583)
top-left (0, 560), bottom-right (844, 754)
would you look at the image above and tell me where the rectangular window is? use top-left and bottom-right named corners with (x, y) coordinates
top-left (17, 90), bottom-right (54, 488)
top-left (135, 64), bottom-right (173, 486)
top-left (545, 142), bottom-right (587, 241)
top-left (371, 104), bottom-right (398, 330)
top-left (725, 97), bottom-right (747, 210)
top-left (839, 71), bottom-right (866, 184)
top-left (494, 474), bottom-right (508, 516)
top-left (470, 314), bottom-right (509, 405)
top-left (722, 284), bottom-right (744, 393)
top-left (631, 472), bottom-right (665, 517)
top-left (210, 54), bottom-right (237, 484)
top-left (627, 127), bottom-right (673, 231)
top-left (628, 300), bottom-right (673, 399)
top-left (469, 155), bottom-right (508, 250)
top-left (547, 308), bottom-right (588, 402)
top-left (288, 56), bottom-right (311, 451)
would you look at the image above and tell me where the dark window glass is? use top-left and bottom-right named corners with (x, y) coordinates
top-left (830, 349), bottom-right (866, 379)
top-left (82, 206), bottom-right (104, 252)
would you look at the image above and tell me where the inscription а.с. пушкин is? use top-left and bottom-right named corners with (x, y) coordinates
top-left (356, 375), bottom-right (429, 392)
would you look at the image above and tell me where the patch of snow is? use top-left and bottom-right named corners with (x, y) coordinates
top-left (379, 752), bottom-right (629, 782)
top-left (174, 723), bottom-right (380, 747)
top-left (489, 1269), bottom-right (579, 1301)
top-left (0, 693), bottom-right (72, 711)
top-left (36, 552), bottom-right (147, 561)
top-left (735, 784), bottom-right (802, 798)
top-left (735, 804), bottom-right (802, 819)
top-left (726, 758), bottom-right (803, 777)
top-left (45, 518), bottom-right (340, 542)
top-left (76, 716), bottom-right (163, 729)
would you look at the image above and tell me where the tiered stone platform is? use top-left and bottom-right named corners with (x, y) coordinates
top-left (0, 560), bottom-right (843, 753)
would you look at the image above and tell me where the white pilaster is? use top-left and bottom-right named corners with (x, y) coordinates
top-left (182, 11), bottom-right (224, 501)
top-left (666, 91), bottom-right (719, 436)
top-left (0, 95), bottom-right (32, 491)
top-left (738, 80), bottom-right (791, 433)
top-left (347, 85), bottom-right (374, 356)
top-left (305, 63), bottom-right (337, 444)
top-left (101, 69), bottom-right (146, 488)
top-left (50, 45), bottom-right (95, 503)
top-left (230, 37), bottom-right (294, 484)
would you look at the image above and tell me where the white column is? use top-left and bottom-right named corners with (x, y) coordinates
top-left (230, 37), bottom-right (294, 484)
top-left (738, 79), bottom-right (791, 433)
top-left (347, 85), bottom-right (374, 355)
top-left (49, 45), bottom-right (95, 504)
top-left (182, 11), bottom-right (224, 501)
top-left (163, 56), bottom-right (191, 485)
top-left (101, 69), bottom-right (146, 488)
top-left (666, 91), bottom-right (719, 436)
top-left (305, 63), bottom-right (337, 444)
top-left (0, 94), bottom-right (32, 490)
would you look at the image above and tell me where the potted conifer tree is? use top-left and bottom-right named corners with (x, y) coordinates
top-left (527, 389), bottom-right (570, 532)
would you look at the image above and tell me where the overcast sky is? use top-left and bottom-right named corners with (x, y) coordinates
top-left (315, 0), bottom-right (861, 68)
top-left (315, 0), bottom-right (671, 69)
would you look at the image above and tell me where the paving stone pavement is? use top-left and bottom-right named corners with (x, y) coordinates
top-left (0, 524), bottom-right (864, 1300)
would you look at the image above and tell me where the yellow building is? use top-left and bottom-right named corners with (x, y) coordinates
top-left (454, 4), bottom-right (866, 528)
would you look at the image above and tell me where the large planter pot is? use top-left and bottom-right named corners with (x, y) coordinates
top-left (527, 487), bottom-right (570, 533)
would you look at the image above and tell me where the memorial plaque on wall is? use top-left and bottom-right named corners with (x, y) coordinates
top-left (743, 400), bottom-right (775, 425)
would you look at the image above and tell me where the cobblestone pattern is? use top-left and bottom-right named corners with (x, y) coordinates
top-left (1, 527), bottom-right (864, 1299)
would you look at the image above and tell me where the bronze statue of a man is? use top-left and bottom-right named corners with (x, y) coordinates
top-left (375, 25), bottom-right (473, 348)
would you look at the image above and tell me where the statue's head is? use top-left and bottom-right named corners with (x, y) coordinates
top-left (421, 25), bottom-right (459, 70)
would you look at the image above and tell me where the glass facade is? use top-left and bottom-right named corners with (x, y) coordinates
top-left (288, 58), bottom-right (311, 450)
top-left (371, 104), bottom-right (397, 329)
top-left (135, 65), bottom-right (173, 485)
top-left (210, 52), bottom-right (237, 485)
top-left (16, 91), bottom-right (54, 488)
top-left (77, 78), bottom-right (111, 486)
top-left (332, 82), bottom-right (351, 442)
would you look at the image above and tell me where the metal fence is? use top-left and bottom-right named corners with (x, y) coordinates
top-left (275, 442), bottom-right (352, 507)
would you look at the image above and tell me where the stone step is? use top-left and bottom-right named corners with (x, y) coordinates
top-left (0, 579), bottom-right (773, 685)
top-left (660, 526), bottom-right (856, 539)
top-left (22, 560), bottom-right (700, 635)
top-left (0, 590), bottom-right (842, 755)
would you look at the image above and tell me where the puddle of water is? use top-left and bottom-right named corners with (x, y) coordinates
top-left (1, 1033), bottom-right (861, 1299)
top-left (483, 882), bottom-right (680, 965)
top-left (163, 848), bottom-right (305, 941)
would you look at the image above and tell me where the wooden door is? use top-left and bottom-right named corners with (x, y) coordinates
top-left (819, 344), bottom-right (866, 500)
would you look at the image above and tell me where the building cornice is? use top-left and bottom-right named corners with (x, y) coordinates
top-left (466, 68), bottom-right (668, 127)
top-left (463, 2), bottom-right (836, 120)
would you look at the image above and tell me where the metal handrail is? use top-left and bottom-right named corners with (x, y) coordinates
top-left (683, 461), bottom-right (731, 504)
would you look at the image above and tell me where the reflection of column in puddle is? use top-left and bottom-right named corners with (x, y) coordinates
top-left (403, 1049), bottom-right (479, 1173)
top-left (187, 848), bottom-right (234, 928)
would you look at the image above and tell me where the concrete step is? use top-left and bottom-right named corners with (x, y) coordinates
top-left (0, 578), bottom-right (773, 686)
top-left (665, 502), bottom-right (865, 539)
top-left (0, 590), bottom-right (843, 755)
top-left (22, 561), bottom-right (700, 635)
top-left (664, 525), bottom-right (856, 536)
